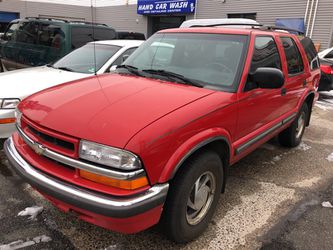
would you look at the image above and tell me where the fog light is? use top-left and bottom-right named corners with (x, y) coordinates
top-left (79, 170), bottom-right (149, 190)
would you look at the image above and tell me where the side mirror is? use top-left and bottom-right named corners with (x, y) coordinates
top-left (122, 54), bottom-right (130, 62)
top-left (108, 65), bottom-right (118, 72)
top-left (253, 67), bottom-right (285, 89)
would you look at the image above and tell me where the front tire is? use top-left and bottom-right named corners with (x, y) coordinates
top-left (161, 150), bottom-right (223, 243)
top-left (278, 103), bottom-right (309, 147)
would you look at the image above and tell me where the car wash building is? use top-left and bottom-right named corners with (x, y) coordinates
top-left (0, 0), bottom-right (333, 50)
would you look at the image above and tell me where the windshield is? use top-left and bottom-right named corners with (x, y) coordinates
top-left (53, 43), bottom-right (121, 74)
top-left (124, 33), bottom-right (248, 89)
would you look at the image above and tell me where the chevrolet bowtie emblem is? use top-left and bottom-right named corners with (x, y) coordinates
top-left (31, 142), bottom-right (45, 155)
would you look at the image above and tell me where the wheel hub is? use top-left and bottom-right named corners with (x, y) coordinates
top-left (186, 172), bottom-right (216, 225)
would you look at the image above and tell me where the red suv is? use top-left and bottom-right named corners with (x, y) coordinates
top-left (5, 23), bottom-right (320, 243)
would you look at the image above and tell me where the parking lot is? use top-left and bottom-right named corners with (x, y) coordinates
top-left (0, 92), bottom-right (332, 250)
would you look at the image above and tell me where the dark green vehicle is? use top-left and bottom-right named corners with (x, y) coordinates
top-left (0, 17), bottom-right (117, 72)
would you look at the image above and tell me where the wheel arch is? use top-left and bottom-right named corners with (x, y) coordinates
top-left (160, 134), bottom-right (231, 193)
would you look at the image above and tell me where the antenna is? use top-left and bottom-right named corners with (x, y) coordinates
top-left (90, 0), bottom-right (97, 76)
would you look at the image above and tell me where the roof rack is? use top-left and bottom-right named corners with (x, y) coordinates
top-left (25, 17), bottom-right (69, 23)
top-left (263, 25), bottom-right (304, 35)
top-left (188, 22), bottom-right (304, 35)
top-left (24, 17), bottom-right (108, 27)
top-left (69, 21), bottom-right (108, 27)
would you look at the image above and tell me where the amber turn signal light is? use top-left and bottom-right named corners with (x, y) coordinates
top-left (0, 118), bottom-right (16, 124)
top-left (79, 170), bottom-right (149, 190)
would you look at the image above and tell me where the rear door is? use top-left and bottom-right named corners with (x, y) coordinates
top-left (278, 36), bottom-right (309, 114)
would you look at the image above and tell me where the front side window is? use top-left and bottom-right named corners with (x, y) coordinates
top-left (280, 37), bottom-right (304, 75)
top-left (16, 22), bottom-right (38, 44)
top-left (53, 43), bottom-right (121, 74)
top-left (250, 36), bottom-right (281, 72)
top-left (245, 36), bottom-right (281, 91)
top-left (124, 33), bottom-right (248, 90)
top-left (3, 22), bottom-right (20, 41)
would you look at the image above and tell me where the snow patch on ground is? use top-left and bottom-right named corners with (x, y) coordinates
top-left (322, 201), bottom-right (333, 208)
top-left (326, 153), bottom-right (333, 162)
top-left (0, 235), bottom-right (51, 250)
top-left (260, 143), bottom-right (277, 151)
top-left (315, 103), bottom-right (333, 111)
top-left (292, 177), bottom-right (321, 188)
top-left (17, 206), bottom-right (43, 220)
top-left (104, 245), bottom-right (120, 250)
top-left (273, 156), bottom-right (282, 162)
top-left (297, 142), bottom-right (311, 151)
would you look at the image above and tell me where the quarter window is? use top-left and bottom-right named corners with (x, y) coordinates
top-left (280, 37), bottom-right (304, 75)
top-left (300, 37), bottom-right (319, 70)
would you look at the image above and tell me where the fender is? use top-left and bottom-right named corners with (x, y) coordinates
top-left (158, 128), bottom-right (232, 183)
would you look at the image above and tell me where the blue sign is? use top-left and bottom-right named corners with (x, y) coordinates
top-left (137, 0), bottom-right (196, 15)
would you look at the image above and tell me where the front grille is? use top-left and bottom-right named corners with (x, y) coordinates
top-left (27, 125), bottom-right (75, 151)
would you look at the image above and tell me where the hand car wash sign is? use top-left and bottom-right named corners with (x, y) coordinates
top-left (137, 0), bottom-right (196, 15)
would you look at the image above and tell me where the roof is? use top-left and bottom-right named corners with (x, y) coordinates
top-left (90, 40), bottom-right (144, 47)
top-left (160, 27), bottom-right (253, 35)
top-left (180, 18), bottom-right (260, 28)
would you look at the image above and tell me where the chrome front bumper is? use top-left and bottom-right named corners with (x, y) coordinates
top-left (4, 137), bottom-right (169, 218)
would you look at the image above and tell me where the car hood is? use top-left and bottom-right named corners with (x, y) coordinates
top-left (0, 66), bottom-right (89, 99)
top-left (20, 74), bottom-right (215, 148)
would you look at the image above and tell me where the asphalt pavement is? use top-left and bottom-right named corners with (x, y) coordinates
top-left (0, 92), bottom-right (332, 250)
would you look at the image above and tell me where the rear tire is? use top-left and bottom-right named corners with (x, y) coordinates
top-left (161, 150), bottom-right (223, 243)
top-left (278, 103), bottom-right (309, 147)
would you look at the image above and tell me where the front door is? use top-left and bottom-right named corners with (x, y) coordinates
top-left (235, 35), bottom-right (285, 154)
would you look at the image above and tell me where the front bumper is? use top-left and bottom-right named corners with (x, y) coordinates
top-left (0, 109), bottom-right (16, 138)
top-left (4, 137), bottom-right (169, 218)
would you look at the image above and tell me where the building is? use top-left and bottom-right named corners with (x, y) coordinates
top-left (0, 0), bottom-right (332, 50)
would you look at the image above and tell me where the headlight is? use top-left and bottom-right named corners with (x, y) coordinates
top-left (79, 140), bottom-right (142, 170)
top-left (15, 108), bottom-right (22, 127)
top-left (1, 98), bottom-right (20, 109)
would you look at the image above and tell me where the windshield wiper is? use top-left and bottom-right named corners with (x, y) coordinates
top-left (116, 64), bottom-right (142, 76)
top-left (142, 69), bottom-right (203, 88)
top-left (56, 66), bottom-right (74, 72)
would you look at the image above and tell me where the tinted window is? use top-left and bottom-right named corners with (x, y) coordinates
top-left (3, 22), bottom-right (20, 41)
top-left (53, 44), bottom-right (120, 74)
top-left (16, 22), bottom-right (39, 44)
top-left (71, 27), bottom-right (116, 49)
top-left (250, 36), bottom-right (281, 73)
top-left (124, 33), bottom-right (248, 90)
top-left (38, 23), bottom-right (66, 49)
top-left (111, 47), bottom-right (137, 66)
top-left (281, 37), bottom-right (304, 75)
top-left (300, 37), bottom-right (319, 70)
top-left (245, 36), bottom-right (281, 91)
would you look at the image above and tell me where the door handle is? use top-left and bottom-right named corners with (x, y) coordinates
top-left (281, 88), bottom-right (287, 96)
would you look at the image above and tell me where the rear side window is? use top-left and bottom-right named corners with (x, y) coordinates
top-left (300, 37), bottom-right (319, 70)
top-left (71, 27), bottom-right (117, 49)
top-left (250, 36), bottom-right (281, 73)
top-left (280, 37), bottom-right (304, 75)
